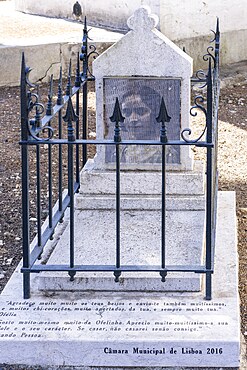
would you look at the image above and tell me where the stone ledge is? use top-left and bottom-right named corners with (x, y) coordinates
top-left (79, 159), bottom-right (205, 196)
top-left (36, 207), bottom-right (205, 292)
top-left (76, 194), bottom-right (206, 211)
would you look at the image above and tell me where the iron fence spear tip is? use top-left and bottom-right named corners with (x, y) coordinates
top-left (49, 74), bottom-right (53, 96)
top-left (216, 17), bottom-right (220, 34)
top-left (21, 53), bottom-right (26, 83)
top-left (156, 97), bottom-right (171, 123)
top-left (21, 52), bottom-right (25, 67)
top-left (110, 97), bottom-right (125, 123)
top-left (63, 97), bottom-right (77, 123)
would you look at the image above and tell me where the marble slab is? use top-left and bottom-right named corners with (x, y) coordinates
top-left (36, 206), bottom-right (205, 292)
top-left (0, 192), bottom-right (241, 368)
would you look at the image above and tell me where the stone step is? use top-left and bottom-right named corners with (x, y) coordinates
top-left (79, 159), bottom-right (205, 196)
top-left (36, 207), bottom-right (205, 293)
top-left (76, 194), bottom-right (205, 211)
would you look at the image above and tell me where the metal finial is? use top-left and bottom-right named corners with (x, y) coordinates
top-left (215, 17), bottom-right (220, 61)
top-left (46, 74), bottom-right (54, 116)
top-left (21, 52), bottom-right (26, 83)
top-left (84, 16), bottom-right (87, 32)
top-left (156, 98), bottom-right (171, 143)
top-left (68, 58), bottom-right (72, 76)
top-left (65, 59), bottom-right (72, 96)
top-left (110, 98), bottom-right (125, 143)
top-left (20, 53), bottom-right (28, 122)
top-left (21, 52), bottom-right (34, 88)
top-left (110, 98), bottom-right (125, 124)
top-left (156, 98), bottom-right (171, 124)
top-left (57, 66), bottom-right (64, 105)
top-left (75, 52), bottom-right (81, 87)
top-left (216, 17), bottom-right (220, 36)
top-left (49, 74), bottom-right (53, 97)
top-left (63, 97), bottom-right (78, 141)
top-left (64, 96), bottom-right (77, 123)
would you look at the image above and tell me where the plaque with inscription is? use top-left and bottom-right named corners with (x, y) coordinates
top-left (103, 78), bottom-right (181, 164)
top-left (0, 297), bottom-right (239, 367)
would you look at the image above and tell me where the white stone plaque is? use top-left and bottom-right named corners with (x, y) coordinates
top-left (0, 296), bottom-right (240, 367)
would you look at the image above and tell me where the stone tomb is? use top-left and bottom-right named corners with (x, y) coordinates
top-left (42, 6), bottom-right (205, 292)
top-left (0, 6), bottom-right (242, 369)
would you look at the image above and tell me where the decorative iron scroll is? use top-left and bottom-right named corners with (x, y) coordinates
top-left (24, 70), bottom-right (54, 141)
top-left (203, 46), bottom-right (216, 65)
top-left (194, 69), bottom-right (207, 89)
top-left (25, 70), bottom-right (36, 90)
top-left (207, 17), bottom-right (220, 68)
top-left (181, 95), bottom-right (207, 143)
top-left (87, 44), bottom-right (99, 78)
top-left (182, 17), bottom-right (219, 144)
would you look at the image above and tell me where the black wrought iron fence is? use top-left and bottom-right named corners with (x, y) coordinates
top-left (20, 19), bottom-right (220, 300)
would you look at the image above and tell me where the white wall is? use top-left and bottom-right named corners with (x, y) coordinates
top-left (81, 0), bottom-right (160, 30)
top-left (159, 0), bottom-right (247, 68)
top-left (14, 0), bottom-right (160, 31)
top-left (15, 0), bottom-right (73, 18)
top-left (160, 0), bottom-right (247, 40)
top-left (15, 0), bottom-right (247, 66)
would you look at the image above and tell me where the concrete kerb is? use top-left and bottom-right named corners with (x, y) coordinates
top-left (0, 1), bottom-right (122, 86)
top-left (0, 41), bottom-right (116, 87)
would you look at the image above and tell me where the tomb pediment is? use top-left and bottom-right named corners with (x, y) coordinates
top-left (93, 6), bottom-right (193, 79)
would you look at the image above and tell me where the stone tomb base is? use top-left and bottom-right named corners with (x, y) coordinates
top-left (36, 159), bottom-right (206, 293)
top-left (0, 192), bottom-right (242, 368)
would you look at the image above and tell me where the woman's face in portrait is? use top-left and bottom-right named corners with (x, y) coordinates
top-left (121, 94), bottom-right (152, 139)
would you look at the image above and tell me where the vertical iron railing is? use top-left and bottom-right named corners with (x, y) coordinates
top-left (20, 18), bottom-right (92, 298)
top-left (81, 17), bottom-right (88, 167)
top-left (156, 97), bottom-right (171, 282)
top-left (20, 53), bottom-right (31, 299)
top-left (57, 66), bottom-right (64, 213)
top-left (205, 58), bottom-right (213, 300)
top-left (63, 97), bottom-right (77, 281)
top-left (20, 19), bottom-right (220, 300)
top-left (75, 52), bottom-right (81, 184)
top-left (110, 98), bottom-right (125, 282)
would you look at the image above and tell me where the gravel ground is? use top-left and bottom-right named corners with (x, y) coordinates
top-left (0, 68), bottom-right (246, 369)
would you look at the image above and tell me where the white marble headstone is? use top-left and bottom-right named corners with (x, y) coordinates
top-left (93, 6), bottom-right (193, 171)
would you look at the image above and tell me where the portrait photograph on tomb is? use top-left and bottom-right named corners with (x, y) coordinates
top-left (103, 77), bottom-right (181, 164)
